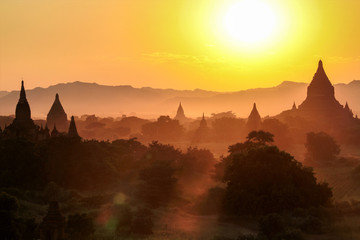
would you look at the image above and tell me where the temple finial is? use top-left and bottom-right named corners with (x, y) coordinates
top-left (20, 80), bottom-right (26, 99)
top-left (318, 59), bottom-right (324, 71)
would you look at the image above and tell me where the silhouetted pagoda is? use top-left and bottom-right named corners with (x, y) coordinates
top-left (3, 81), bottom-right (42, 140)
top-left (47, 93), bottom-right (68, 132)
top-left (192, 113), bottom-right (210, 143)
top-left (277, 60), bottom-right (358, 134)
top-left (246, 103), bottom-right (262, 131)
top-left (281, 60), bottom-right (355, 126)
top-left (39, 202), bottom-right (65, 240)
top-left (174, 102), bottom-right (187, 123)
top-left (298, 60), bottom-right (348, 118)
top-left (199, 113), bottom-right (207, 129)
top-left (68, 116), bottom-right (80, 138)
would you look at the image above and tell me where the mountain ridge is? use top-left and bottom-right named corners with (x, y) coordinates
top-left (0, 81), bottom-right (358, 118)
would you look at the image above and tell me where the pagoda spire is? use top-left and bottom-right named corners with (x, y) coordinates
top-left (68, 116), bottom-right (80, 138)
top-left (306, 60), bottom-right (334, 98)
top-left (174, 102), bottom-right (186, 122)
top-left (20, 80), bottom-right (26, 100)
top-left (246, 103), bottom-right (262, 130)
top-left (15, 81), bottom-right (31, 121)
top-left (199, 113), bottom-right (207, 128)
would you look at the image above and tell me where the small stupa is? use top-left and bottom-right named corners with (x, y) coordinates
top-left (68, 116), bottom-right (80, 139)
top-left (47, 93), bottom-right (68, 132)
top-left (246, 103), bottom-right (262, 131)
top-left (174, 102), bottom-right (187, 123)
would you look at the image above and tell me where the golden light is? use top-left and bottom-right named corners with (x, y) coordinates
top-left (222, 0), bottom-right (278, 47)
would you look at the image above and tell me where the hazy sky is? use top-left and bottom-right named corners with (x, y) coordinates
top-left (1, 0), bottom-right (360, 91)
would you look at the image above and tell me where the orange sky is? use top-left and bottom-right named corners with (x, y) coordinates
top-left (1, 0), bottom-right (360, 92)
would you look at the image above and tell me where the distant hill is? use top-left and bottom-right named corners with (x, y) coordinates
top-left (0, 81), bottom-right (359, 119)
top-left (0, 91), bottom-right (9, 98)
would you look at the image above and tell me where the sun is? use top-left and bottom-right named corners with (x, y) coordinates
top-left (222, 0), bottom-right (278, 46)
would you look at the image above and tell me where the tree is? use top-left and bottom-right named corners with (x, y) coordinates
top-left (220, 134), bottom-right (332, 216)
top-left (141, 116), bottom-right (184, 142)
top-left (131, 207), bottom-right (154, 236)
top-left (0, 192), bottom-right (20, 239)
top-left (213, 131), bottom-right (274, 181)
top-left (211, 117), bottom-right (245, 142)
top-left (136, 160), bottom-right (178, 208)
top-left (305, 132), bottom-right (340, 165)
top-left (246, 130), bottom-right (274, 145)
top-left (114, 204), bottom-right (133, 237)
top-left (66, 213), bottom-right (95, 240)
top-left (261, 119), bottom-right (291, 148)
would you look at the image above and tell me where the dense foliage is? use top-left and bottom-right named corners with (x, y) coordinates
top-left (218, 131), bottom-right (333, 216)
top-left (305, 132), bottom-right (340, 164)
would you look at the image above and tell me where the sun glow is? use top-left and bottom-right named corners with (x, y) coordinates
top-left (222, 0), bottom-right (278, 47)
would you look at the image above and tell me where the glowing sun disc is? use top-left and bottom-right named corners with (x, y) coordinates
top-left (223, 0), bottom-right (278, 45)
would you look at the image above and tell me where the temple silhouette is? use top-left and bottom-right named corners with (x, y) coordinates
top-left (68, 116), bottom-right (80, 139)
top-left (47, 93), bottom-right (68, 132)
top-left (174, 102), bottom-right (187, 123)
top-left (192, 113), bottom-right (210, 143)
top-left (279, 60), bottom-right (356, 130)
top-left (2, 81), bottom-right (42, 140)
top-left (246, 102), bottom-right (262, 131)
top-left (2, 81), bottom-right (80, 141)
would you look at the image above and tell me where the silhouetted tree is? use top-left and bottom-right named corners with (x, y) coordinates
top-left (0, 192), bottom-right (20, 239)
top-left (135, 142), bottom-right (180, 207)
top-left (212, 117), bottom-right (245, 142)
top-left (66, 213), bottom-right (95, 240)
top-left (213, 131), bottom-right (273, 181)
top-left (141, 116), bottom-right (184, 142)
top-left (195, 187), bottom-right (226, 215)
top-left (258, 214), bottom-right (285, 239)
top-left (136, 160), bottom-right (178, 208)
top-left (246, 130), bottom-right (274, 145)
top-left (181, 147), bottom-right (216, 175)
top-left (114, 204), bottom-right (133, 237)
top-left (131, 207), bottom-right (154, 236)
top-left (261, 119), bottom-right (291, 148)
top-left (211, 111), bottom-right (237, 119)
top-left (0, 139), bottom-right (46, 190)
top-left (220, 133), bottom-right (332, 216)
top-left (305, 132), bottom-right (340, 165)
